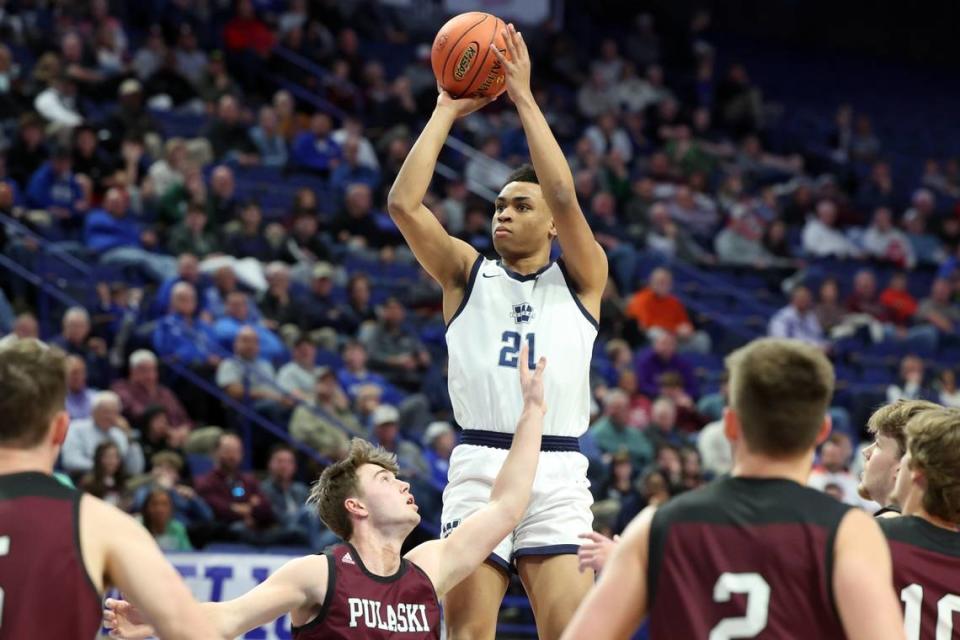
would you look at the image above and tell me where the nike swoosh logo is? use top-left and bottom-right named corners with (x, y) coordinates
top-left (482, 272), bottom-right (501, 278)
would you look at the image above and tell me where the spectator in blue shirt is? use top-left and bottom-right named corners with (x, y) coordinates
top-left (213, 291), bottom-right (287, 362)
top-left (152, 281), bottom-right (221, 367)
top-left (248, 105), bottom-right (288, 167)
top-left (329, 136), bottom-right (380, 202)
top-left (83, 187), bottom-right (177, 282)
top-left (25, 145), bottom-right (87, 238)
top-left (337, 340), bottom-right (405, 406)
top-left (291, 112), bottom-right (341, 174)
top-left (422, 421), bottom-right (455, 490)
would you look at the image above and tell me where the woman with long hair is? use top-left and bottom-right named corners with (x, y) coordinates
top-left (80, 441), bottom-right (129, 509)
top-left (138, 487), bottom-right (193, 552)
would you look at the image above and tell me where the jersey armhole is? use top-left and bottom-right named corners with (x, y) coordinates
top-left (74, 494), bottom-right (104, 604)
top-left (557, 258), bottom-right (600, 331)
top-left (445, 254), bottom-right (483, 330)
top-left (646, 509), bottom-right (665, 611)
top-left (408, 559), bottom-right (442, 612)
top-left (290, 551), bottom-right (337, 633)
top-left (824, 505), bottom-right (851, 623)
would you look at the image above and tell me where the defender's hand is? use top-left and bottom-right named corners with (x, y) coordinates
top-left (518, 344), bottom-right (547, 414)
top-left (490, 23), bottom-right (532, 103)
top-left (577, 531), bottom-right (621, 574)
top-left (103, 598), bottom-right (154, 639)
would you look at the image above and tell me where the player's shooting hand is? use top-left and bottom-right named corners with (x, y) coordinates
top-left (518, 344), bottom-right (547, 414)
top-left (436, 84), bottom-right (497, 119)
top-left (490, 23), bottom-right (532, 103)
top-left (103, 598), bottom-right (154, 640)
top-left (577, 531), bottom-right (621, 574)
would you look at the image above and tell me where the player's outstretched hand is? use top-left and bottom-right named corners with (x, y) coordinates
top-left (490, 23), bottom-right (532, 103)
top-left (577, 531), bottom-right (621, 574)
top-left (103, 598), bottom-right (155, 640)
top-left (519, 343), bottom-right (547, 414)
top-left (436, 83), bottom-right (497, 119)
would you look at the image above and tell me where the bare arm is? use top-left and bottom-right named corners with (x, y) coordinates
top-left (105, 555), bottom-right (327, 639)
top-left (85, 497), bottom-right (225, 640)
top-left (833, 509), bottom-right (904, 640)
top-left (386, 93), bottom-right (486, 292)
top-left (561, 507), bottom-right (655, 640)
top-left (407, 345), bottom-right (545, 596)
top-left (492, 26), bottom-right (608, 304)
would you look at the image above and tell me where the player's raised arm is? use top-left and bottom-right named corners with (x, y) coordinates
top-left (491, 24), bottom-right (608, 302)
top-left (832, 509), bottom-right (905, 640)
top-left (561, 507), bottom-right (655, 640)
top-left (386, 90), bottom-right (487, 292)
top-left (105, 554), bottom-right (328, 639)
top-left (406, 345), bottom-right (545, 596)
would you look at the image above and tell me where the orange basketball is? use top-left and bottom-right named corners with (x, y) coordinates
top-left (431, 12), bottom-right (509, 99)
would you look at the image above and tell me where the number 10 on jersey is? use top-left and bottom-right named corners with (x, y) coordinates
top-left (498, 331), bottom-right (536, 369)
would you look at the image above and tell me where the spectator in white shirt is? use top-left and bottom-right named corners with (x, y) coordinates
top-left (768, 285), bottom-right (827, 348)
top-left (808, 433), bottom-right (872, 509)
top-left (62, 391), bottom-right (144, 475)
top-left (584, 111), bottom-right (634, 164)
top-left (34, 75), bottom-right (83, 130)
top-left (697, 419), bottom-right (733, 477)
top-left (802, 200), bottom-right (862, 258)
top-left (276, 338), bottom-right (323, 402)
top-left (862, 206), bottom-right (915, 268)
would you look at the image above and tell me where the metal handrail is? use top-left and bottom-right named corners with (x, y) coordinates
top-left (0, 212), bottom-right (93, 276)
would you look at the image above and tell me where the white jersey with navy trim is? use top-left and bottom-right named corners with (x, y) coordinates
top-left (445, 256), bottom-right (598, 438)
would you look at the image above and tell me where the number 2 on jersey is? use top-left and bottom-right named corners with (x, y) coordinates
top-left (498, 331), bottom-right (535, 369)
top-left (709, 572), bottom-right (771, 640)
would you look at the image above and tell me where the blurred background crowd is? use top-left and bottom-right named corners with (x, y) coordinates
top-left (1, 0), bottom-right (959, 580)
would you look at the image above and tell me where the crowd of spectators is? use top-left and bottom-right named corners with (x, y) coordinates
top-left (1, 1), bottom-right (959, 546)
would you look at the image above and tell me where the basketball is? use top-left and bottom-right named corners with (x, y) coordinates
top-left (431, 12), bottom-right (509, 99)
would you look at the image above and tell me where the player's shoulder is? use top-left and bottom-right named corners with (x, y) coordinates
top-left (878, 514), bottom-right (960, 557)
top-left (654, 476), bottom-right (851, 529)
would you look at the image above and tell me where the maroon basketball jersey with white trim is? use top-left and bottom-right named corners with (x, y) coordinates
top-left (880, 516), bottom-right (960, 640)
top-left (293, 543), bottom-right (441, 639)
top-left (0, 471), bottom-right (102, 640)
top-left (647, 477), bottom-right (851, 639)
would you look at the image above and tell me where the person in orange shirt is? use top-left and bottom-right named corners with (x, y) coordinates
top-left (625, 267), bottom-right (712, 353)
top-left (879, 272), bottom-right (918, 327)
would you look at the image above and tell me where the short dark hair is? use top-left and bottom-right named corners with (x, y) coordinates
top-left (0, 340), bottom-right (68, 447)
top-left (269, 443), bottom-right (295, 460)
top-left (503, 163), bottom-right (539, 188)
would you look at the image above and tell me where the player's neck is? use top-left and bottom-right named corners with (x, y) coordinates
top-left (0, 447), bottom-right (55, 476)
top-left (500, 252), bottom-right (551, 276)
top-left (731, 448), bottom-right (814, 485)
top-left (349, 529), bottom-right (404, 576)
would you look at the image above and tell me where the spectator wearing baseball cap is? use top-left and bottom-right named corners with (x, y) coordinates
top-left (370, 404), bottom-right (428, 479)
top-left (422, 421), bottom-right (456, 490)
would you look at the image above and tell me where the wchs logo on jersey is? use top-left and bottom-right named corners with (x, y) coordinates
top-left (510, 302), bottom-right (535, 324)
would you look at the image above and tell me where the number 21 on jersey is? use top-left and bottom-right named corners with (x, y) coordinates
top-left (498, 331), bottom-right (535, 369)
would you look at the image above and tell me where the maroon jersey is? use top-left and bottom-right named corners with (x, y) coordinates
top-left (0, 471), bottom-right (101, 640)
top-left (647, 477), bottom-right (851, 639)
top-left (879, 516), bottom-right (960, 640)
top-left (293, 543), bottom-right (441, 639)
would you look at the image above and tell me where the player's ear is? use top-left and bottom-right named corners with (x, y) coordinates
top-left (50, 410), bottom-right (70, 446)
top-left (722, 407), bottom-right (740, 442)
top-left (813, 414), bottom-right (832, 446)
top-left (547, 218), bottom-right (557, 239)
top-left (344, 497), bottom-right (367, 518)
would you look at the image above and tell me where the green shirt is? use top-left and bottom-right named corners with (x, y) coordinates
top-left (590, 417), bottom-right (655, 468)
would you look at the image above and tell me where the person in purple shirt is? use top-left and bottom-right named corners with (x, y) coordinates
top-left (634, 331), bottom-right (699, 399)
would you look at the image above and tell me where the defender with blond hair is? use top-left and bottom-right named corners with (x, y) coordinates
top-left (880, 408), bottom-right (960, 640)
top-left (860, 399), bottom-right (940, 516)
top-left (563, 338), bottom-right (904, 640)
top-left (0, 340), bottom-right (221, 640)
top-left (106, 347), bottom-right (548, 639)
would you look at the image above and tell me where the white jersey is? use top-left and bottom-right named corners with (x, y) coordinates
top-left (446, 256), bottom-right (598, 437)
